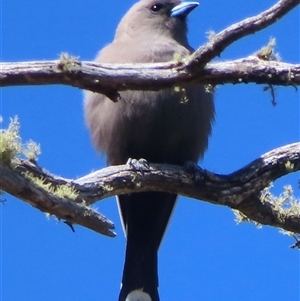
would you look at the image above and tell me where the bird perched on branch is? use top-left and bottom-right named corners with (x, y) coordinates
top-left (84, 1), bottom-right (214, 300)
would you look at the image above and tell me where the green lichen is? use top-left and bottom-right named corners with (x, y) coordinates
top-left (0, 116), bottom-right (41, 164)
top-left (23, 140), bottom-right (41, 161)
top-left (285, 161), bottom-right (295, 171)
top-left (23, 171), bottom-right (79, 200)
top-left (204, 84), bottom-right (215, 94)
top-left (233, 185), bottom-right (300, 231)
top-left (55, 183), bottom-right (79, 200)
top-left (206, 30), bottom-right (216, 42)
top-left (57, 53), bottom-right (80, 72)
top-left (256, 37), bottom-right (280, 61)
top-left (0, 116), bottom-right (22, 163)
top-left (233, 209), bottom-right (262, 228)
top-left (174, 86), bottom-right (189, 104)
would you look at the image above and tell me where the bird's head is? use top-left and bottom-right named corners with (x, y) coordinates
top-left (115, 0), bottom-right (199, 45)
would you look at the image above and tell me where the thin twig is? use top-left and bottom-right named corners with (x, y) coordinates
top-left (187, 0), bottom-right (300, 67)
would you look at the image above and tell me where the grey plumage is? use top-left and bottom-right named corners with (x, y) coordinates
top-left (84, 1), bottom-right (214, 301)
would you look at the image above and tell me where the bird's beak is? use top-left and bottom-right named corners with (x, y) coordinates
top-left (170, 2), bottom-right (199, 18)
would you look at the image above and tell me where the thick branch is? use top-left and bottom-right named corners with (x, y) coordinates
top-left (0, 0), bottom-right (299, 100)
top-left (0, 161), bottom-right (116, 237)
top-left (1, 58), bottom-right (299, 96)
top-left (1, 143), bottom-right (299, 235)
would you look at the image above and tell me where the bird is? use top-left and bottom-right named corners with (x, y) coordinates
top-left (84, 1), bottom-right (215, 301)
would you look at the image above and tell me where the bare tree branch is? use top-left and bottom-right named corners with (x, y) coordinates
top-left (1, 57), bottom-right (299, 96)
top-left (0, 0), bottom-right (299, 101)
top-left (0, 161), bottom-right (116, 237)
top-left (187, 0), bottom-right (300, 67)
top-left (1, 143), bottom-right (299, 235)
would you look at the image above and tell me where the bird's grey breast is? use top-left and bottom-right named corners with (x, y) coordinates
top-left (84, 38), bottom-right (214, 164)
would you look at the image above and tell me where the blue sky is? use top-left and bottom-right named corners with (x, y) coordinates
top-left (1, 1), bottom-right (299, 300)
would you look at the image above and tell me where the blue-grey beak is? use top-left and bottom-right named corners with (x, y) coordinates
top-left (170, 2), bottom-right (199, 18)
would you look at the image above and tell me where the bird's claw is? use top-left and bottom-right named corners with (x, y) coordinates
top-left (127, 158), bottom-right (150, 173)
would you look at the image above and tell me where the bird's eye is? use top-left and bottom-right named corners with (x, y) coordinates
top-left (150, 4), bottom-right (164, 13)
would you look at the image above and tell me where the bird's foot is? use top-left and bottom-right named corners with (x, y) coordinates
top-left (126, 158), bottom-right (150, 173)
